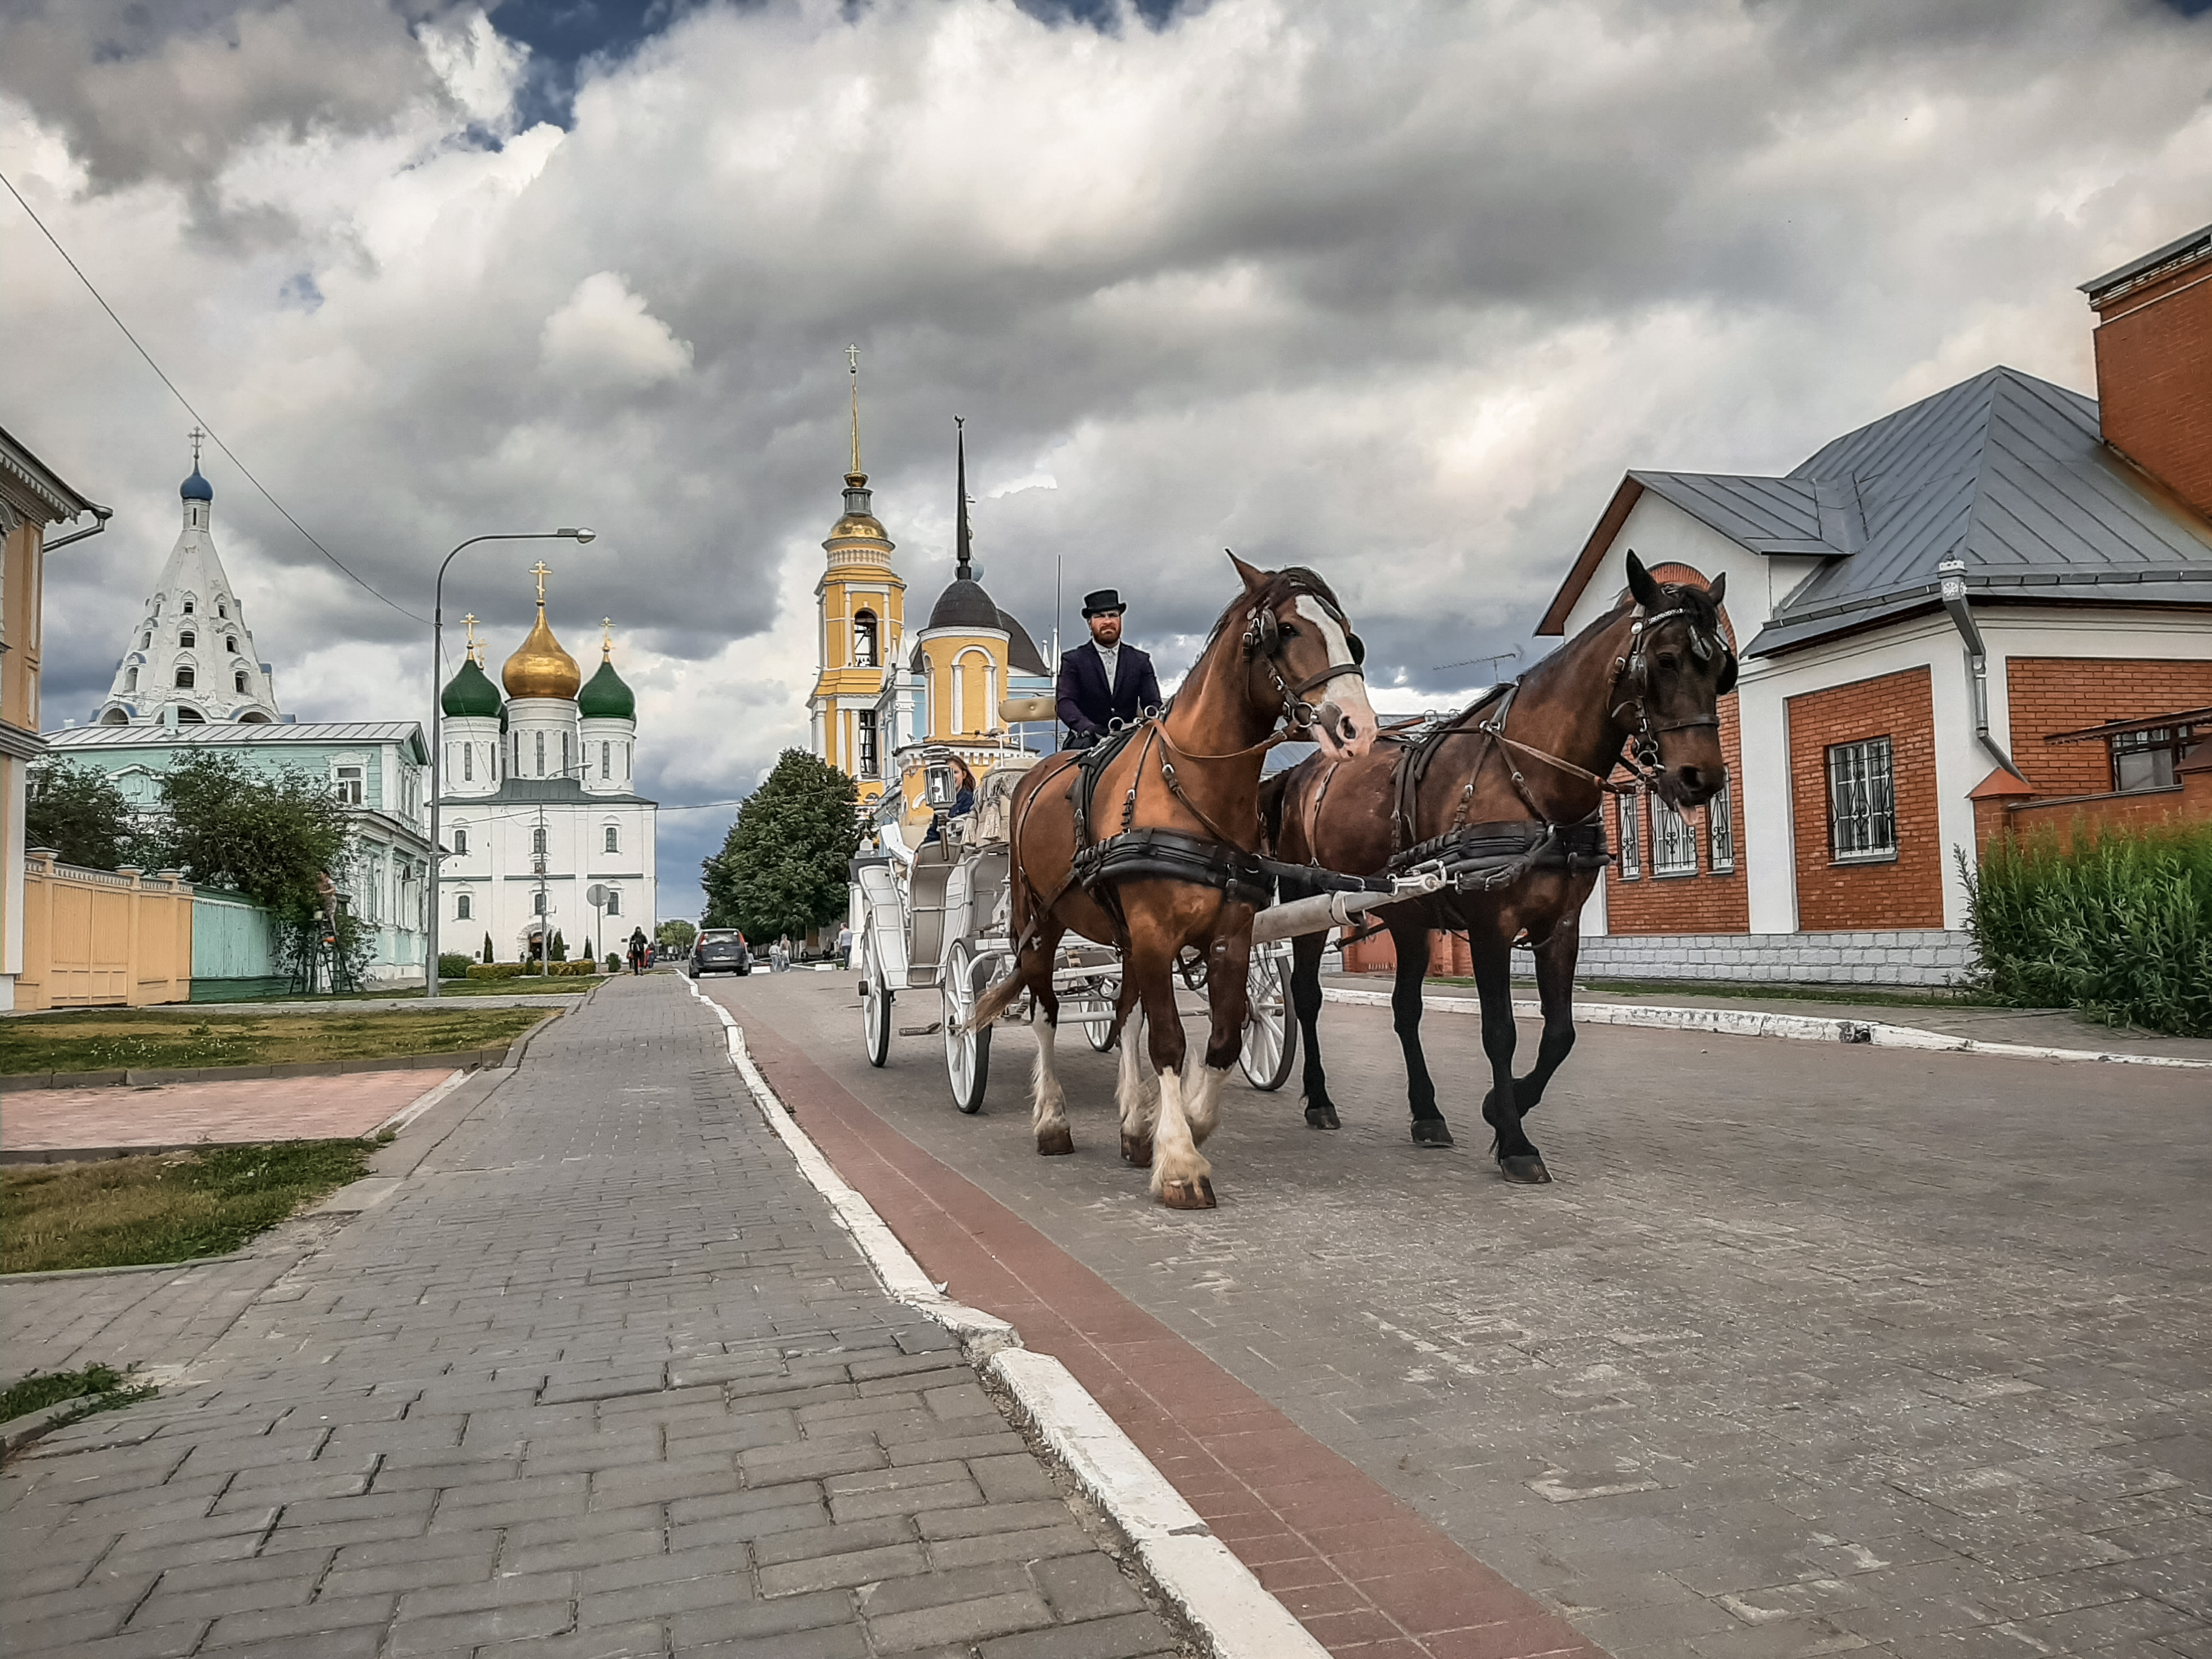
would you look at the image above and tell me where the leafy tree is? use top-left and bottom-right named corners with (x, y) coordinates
top-left (656, 919), bottom-right (697, 954)
top-left (703, 749), bottom-right (860, 941)
top-left (25, 760), bottom-right (139, 871)
top-left (142, 752), bottom-right (353, 913)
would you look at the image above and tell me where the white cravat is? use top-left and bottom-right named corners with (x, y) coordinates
top-left (1093, 640), bottom-right (1120, 689)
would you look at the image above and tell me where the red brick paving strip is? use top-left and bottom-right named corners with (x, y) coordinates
top-left (741, 1022), bottom-right (1600, 1659)
top-left (1, 1069), bottom-right (458, 1153)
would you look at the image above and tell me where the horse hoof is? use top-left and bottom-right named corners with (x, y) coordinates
top-left (1037, 1127), bottom-right (1075, 1157)
top-left (1159, 1176), bottom-right (1216, 1210)
top-left (1304, 1106), bottom-right (1340, 1131)
top-left (1120, 1133), bottom-right (1153, 1167)
top-left (1410, 1120), bottom-right (1454, 1148)
top-left (1498, 1154), bottom-right (1551, 1184)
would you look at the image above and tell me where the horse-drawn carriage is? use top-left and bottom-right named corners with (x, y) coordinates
top-left (851, 735), bottom-right (1299, 1112)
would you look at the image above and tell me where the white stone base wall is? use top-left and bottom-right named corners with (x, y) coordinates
top-left (1572, 930), bottom-right (1978, 987)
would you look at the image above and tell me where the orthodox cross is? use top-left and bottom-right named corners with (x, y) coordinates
top-left (462, 613), bottom-right (481, 661)
top-left (847, 343), bottom-right (862, 476)
top-left (601, 617), bottom-right (614, 659)
top-left (531, 561), bottom-right (551, 602)
top-left (188, 425), bottom-right (206, 469)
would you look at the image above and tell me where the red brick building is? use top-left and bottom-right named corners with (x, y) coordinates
top-left (1526, 224), bottom-right (2212, 986)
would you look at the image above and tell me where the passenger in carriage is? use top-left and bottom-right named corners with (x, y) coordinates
top-left (921, 757), bottom-right (977, 847)
top-left (1056, 588), bottom-right (1163, 749)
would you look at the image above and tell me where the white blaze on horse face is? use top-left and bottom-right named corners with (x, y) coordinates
top-left (1292, 595), bottom-right (1377, 760)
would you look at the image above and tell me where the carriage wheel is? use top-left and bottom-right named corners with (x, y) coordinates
top-left (1239, 955), bottom-right (1297, 1092)
top-left (942, 939), bottom-right (991, 1114)
top-left (861, 945), bottom-right (892, 1069)
top-left (1084, 975), bottom-right (1120, 1051)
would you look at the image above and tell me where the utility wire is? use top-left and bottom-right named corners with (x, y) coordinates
top-left (0, 167), bottom-right (427, 623)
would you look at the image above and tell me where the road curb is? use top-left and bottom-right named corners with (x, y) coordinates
top-left (1321, 988), bottom-right (2212, 1069)
top-left (683, 977), bottom-right (1328, 1659)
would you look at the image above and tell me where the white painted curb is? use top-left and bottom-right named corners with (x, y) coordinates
top-left (376, 1068), bottom-right (471, 1135)
top-left (681, 978), bottom-right (1327, 1659)
top-left (1321, 988), bottom-right (2212, 1070)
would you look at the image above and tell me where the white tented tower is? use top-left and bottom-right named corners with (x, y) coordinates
top-left (95, 456), bottom-right (281, 727)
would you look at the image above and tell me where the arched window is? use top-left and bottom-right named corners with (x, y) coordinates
top-left (456, 893), bottom-right (472, 920)
top-left (603, 825), bottom-right (619, 853)
top-left (600, 741), bottom-right (611, 780)
top-left (123, 667), bottom-right (138, 691)
top-left (853, 610), bottom-right (879, 668)
top-left (532, 825), bottom-right (548, 857)
top-left (140, 633), bottom-right (151, 648)
top-left (452, 827), bottom-right (469, 855)
top-left (534, 731), bottom-right (546, 776)
top-left (606, 888), bottom-right (622, 916)
top-left (226, 636), bottom-right (238, 653)
top-left (239, 710), bottom-right (272, 724)
top-left (533, 891), bottom-right (548, 915)
top-left (179, 629), bottom-right (195, 648)
top-left (101, 707), bottom-right (129, 726)
top-left (561, 731), bottom-right (572, 776)
top-left (176, 706), bottom-right (205, 723)
top-left (217, 601), bottom-right (228, 618)
top-left (461, 743), bottom-right (475, 783)
top-left (234, 670), bottom-right (249, 693)
top-left (183, 599), bottom-right (195, 615)
top-left (174, 665), bottom-right (195, 689)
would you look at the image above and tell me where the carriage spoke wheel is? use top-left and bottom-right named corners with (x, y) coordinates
top-left (861, 941), bottom-right (891, 1069)
top-left (942, 939), bottom-right (991, 1114)
top-left (1239, 954), bottom-right (1297, 1092)
top-left (1085, 975), bottom-right (1120, 1052)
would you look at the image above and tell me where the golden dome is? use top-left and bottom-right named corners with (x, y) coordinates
top-left (503, 601), bottom-right (582, 701)
top-left (830, 472), bottom-right (890, 543)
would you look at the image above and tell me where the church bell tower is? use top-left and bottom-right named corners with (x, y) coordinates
top-left (808, 347), bottom-right (904, 805)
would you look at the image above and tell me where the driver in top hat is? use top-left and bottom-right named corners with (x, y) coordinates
top-left (1056, 588), bottom-right (1163, 749)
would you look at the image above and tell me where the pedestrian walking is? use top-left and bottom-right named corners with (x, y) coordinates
top-left (837, 924), bottom-right (854, 969)
top-left (770, 938), bottom-right (788, 974)
top-left (627, 927), bottom-right (650, 976)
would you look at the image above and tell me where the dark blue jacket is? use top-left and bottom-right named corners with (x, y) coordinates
top-left (1057, 643), bottom-right (1162, 747)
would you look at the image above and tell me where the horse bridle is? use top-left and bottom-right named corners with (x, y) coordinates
top-left (1242, 594), bottom-right (1367, 735)
top-left (1608, 597), bottom-right (1735, 780)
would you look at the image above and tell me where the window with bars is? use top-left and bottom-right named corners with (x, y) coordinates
top-left (1826, 737), bottom-right (1897, 861)
top-left (1616, 792), bottom-right (1643, 879)
top-left (2111, 725), bottom-right (2195, 793)
top-left (1707, 778), bottom-right (1736, 872)
top-left (1653, 797), bottom-right (1697, 876)
top-left (456, 892), bottom-right (472, 920)
top-left (604, 825), bottom-right (619, 853)
top-left (858, 713), bottom-right (880, 778)
top-left (452, 827), bottom-right (468, 855)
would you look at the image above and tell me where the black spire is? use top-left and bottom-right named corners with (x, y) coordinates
top-left (953, 416), bottom-right (973, 582)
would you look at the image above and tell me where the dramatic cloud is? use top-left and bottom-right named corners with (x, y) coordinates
top-left (4, 0), bottom-right (2207, 915)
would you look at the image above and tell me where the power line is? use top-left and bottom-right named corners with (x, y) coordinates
top-left (0, 167), bottom-right (426, 623)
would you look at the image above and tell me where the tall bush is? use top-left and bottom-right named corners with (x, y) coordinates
top-left (1962, 822), bottom-right (2212, 1036)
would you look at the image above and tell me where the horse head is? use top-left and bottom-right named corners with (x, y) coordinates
top-left (1621, 551), bottom-right (1733, 810)
top-left (1228, 553), bottom-right (1378, 763)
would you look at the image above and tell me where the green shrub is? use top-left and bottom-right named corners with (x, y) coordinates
top-left (467, 962), bottom-right (527, 980)
top-left (1962, 821), bottom-right (2212, 1036)
top-left (606, 953), bottom-right (622, 973)
top-left (438, 952), bottom-right (476, 980)
top-left (549, 960), bottom-right (597, 977)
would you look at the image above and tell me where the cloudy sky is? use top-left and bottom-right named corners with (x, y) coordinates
top-left (4, 0), bottom-right (2207, 918)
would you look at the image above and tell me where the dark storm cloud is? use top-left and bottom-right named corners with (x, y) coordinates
top-left (4, 0), bottom-right (2207, 917)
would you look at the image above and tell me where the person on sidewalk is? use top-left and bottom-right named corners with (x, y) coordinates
top-left (627, 928), bottom-right (650, 975)
top-left (837, 924), bottom-right (854, 969)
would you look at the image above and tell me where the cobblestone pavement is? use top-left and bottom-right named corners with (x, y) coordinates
top-left (2, 1068), bottom-right (458, 1154)
top-left (714, 972), bottom-right (2211, 1659)
top-left (2, 975), bottom-right (1181, 1659)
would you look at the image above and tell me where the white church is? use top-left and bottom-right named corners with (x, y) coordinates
top-left (437, 572), bottom-right (658, 964)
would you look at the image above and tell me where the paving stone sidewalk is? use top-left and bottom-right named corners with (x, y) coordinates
top-left (2, 974), bottom-right (1182, 1659)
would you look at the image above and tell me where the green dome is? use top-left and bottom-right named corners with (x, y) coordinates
top-left (441, 654), bottom-right (503, 718)
top-left (578, 658), bottom-right (635, 720)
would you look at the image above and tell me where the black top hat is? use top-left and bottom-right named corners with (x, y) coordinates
top-left (1081, 588), bottom-right (1126, 617)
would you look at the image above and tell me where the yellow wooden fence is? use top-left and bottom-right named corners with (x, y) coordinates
top-left (15, 853), bottom-right (193, 1011)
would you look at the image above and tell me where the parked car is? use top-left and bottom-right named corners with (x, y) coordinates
top-left (687, 929), bottom-right (751, 977)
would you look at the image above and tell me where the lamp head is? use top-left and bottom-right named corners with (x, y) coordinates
top-left (561, 527), bottom-right (596, 544)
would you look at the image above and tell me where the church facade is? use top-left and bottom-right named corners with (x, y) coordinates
top-left (437, 577), bottom-right (657, 964)
top-left (806, 369), bottom-right (1052, 839)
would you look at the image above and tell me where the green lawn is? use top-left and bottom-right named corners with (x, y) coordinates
top-left (0, 1006), bottom-right (551, 1075)
top-left (0, 1363), bottom-right (156, 1427)
top-left (3, 1141), bottom-right (376, 1274)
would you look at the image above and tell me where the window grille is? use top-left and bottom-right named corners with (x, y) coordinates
top-left (462, 744), bottom-right (473, 782)
top-left (1708, 778), bottom-right (1735, 872)
top-left (453, 827), bottom-right (468, 854)
top-left (604, 825), bottom-right (619, 853)
top-left (1617, 792), bottom-right (1642, 879)
top-left (600, 741), bottom-right (611, 780)
top-left (858, 713), bottom-right (879, 778)
top-left (534, 730), bottom-right (546, 776)
top-left (1826, 737), bottom-right (1897, 860)
top-left (1653, 797), bottom-right (1696, 876)
top-left (562, 732), bottom-right (572, 776)
top-left (456, 893), bottom-right (472, 920)
top-left (532, 825), bottom-right (548, 857)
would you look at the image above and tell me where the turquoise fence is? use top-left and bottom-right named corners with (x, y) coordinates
top-left (191, 888), bottom-right (279, 983)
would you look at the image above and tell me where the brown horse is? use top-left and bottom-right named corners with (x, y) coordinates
top-left (969, 555), bottom-right (1378, 1210)
top-left (1265, 554), bottom-right (1734, 1182)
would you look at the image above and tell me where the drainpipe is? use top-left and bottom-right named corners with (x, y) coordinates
top-left (1937, 558), bottom-right (2028, 783)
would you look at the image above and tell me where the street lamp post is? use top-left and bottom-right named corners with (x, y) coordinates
top-left (427, 527), bottom-right (595, 1001)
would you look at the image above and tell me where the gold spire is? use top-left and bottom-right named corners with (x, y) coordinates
top-left (462, 613), bottom-right (482, 664)
top-left (601, 617), bottom-right (614, 662)
top-left (501, 567), bottom-right (582, 700)
top-left (847, 343), bottom-right (863, 483)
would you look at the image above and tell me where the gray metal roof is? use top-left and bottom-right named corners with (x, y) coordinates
top-left (49, 720), bottom-right (425, 748)
top-left (2080, 223), bottom-right (2211, 303)
top-left (1625, 366), bottom-right (2212, 658)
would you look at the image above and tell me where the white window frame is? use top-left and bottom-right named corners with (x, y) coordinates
top-left (1826, 737), bottom-right (1897, 863)
top-left (1617, 792), bottom-right (1642, 880)
top-left (455, 891), bottom-right (472, 921)
top-left (334, 765), bottom-right (364, 806)
top-left (606, 888), bottom-right (621, 916)
top-left (452, 826), bottom-right (469, 855)
top-left (1652, 796), bottom-right (1696, 877)
top-left (1707, 778), bottom-right (1735, 873)
top-left (603, 825), bottom-right (619, 853)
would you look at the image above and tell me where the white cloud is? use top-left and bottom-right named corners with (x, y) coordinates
top-left (4, 0), bottom-right (2208, 917)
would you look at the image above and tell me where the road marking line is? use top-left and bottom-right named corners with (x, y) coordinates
top-left (683, 975), bottom-right (1330, 1659)
top-left (1322, 989), bottom-right (2212, 1069)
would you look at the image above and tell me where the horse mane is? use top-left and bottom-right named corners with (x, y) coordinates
top-left (1194, 565), bottom-right (1348, 656)
top-left (1462, 579), bottom-right (1725, 720)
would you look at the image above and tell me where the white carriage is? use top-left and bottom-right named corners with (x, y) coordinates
top-left (851, 739), bottom-right (1297, 1114)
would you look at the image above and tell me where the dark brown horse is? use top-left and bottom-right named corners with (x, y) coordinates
top-left (1265, 554), bottom-right (1734, 1182)
top-left (969, 556), bottom-right (1378, 1209)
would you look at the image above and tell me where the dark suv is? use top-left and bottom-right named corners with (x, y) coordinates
top-left (687, 930), bottom-right (751, 978)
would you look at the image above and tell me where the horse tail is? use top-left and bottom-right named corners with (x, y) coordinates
top-left (966, 970), bottom-right (1027, 1034)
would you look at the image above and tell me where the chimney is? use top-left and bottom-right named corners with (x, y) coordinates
top-left (2081, 224), bottom-right (2212, 521)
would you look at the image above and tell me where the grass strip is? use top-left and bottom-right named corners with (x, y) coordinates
top-left (0, 1006), bottom-right (549, 1076)
top-left (2, 1140), bottom-right (375, 1275)
top-left (1, 1363), bottom-right (155, 1427)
